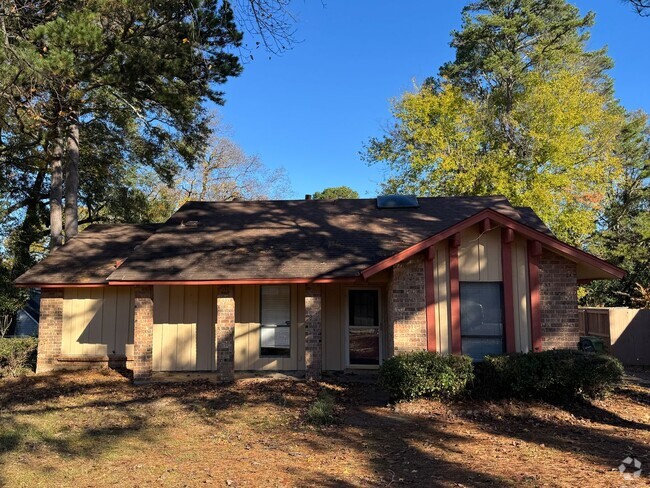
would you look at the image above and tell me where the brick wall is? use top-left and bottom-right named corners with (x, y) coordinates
top-left (216, 285), bottom-right (235, 382)
top-left (539, 250), bottom-right (579, 350)
top-left (133, 285), bottom-right (154, 383)
top-left (304, 285), bottom-right (322, 379)
top-left (36, 288), bottom-right (64, 373)
top-left (390, 254), bottom-right (428, 354)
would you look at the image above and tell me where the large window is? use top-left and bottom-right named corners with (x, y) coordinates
top-left (460, 282), bottom-right (504, 361)
top-left (348, 290), bottom-right (380, 366)
top-left (260, 285), bottom-right (291, 357)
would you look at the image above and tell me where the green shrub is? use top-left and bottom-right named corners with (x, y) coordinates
top-left (306, 390), bottom-right (336, 426)
top-left (473, 349), bottom-right (624, 401)
top-left (379, 351), bottom-right (474, 401)
top-left (0, 337), bottom-right (38, 378)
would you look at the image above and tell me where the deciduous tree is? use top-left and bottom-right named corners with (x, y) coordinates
top-left (313, 186), bottom-right (359, 199)
top-left (364, 0), bottom-right (625, 244)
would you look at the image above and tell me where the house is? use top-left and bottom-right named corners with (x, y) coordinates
top-left (15, 196), bottom-right (624, 382)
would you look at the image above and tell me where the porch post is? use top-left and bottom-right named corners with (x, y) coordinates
top-left (216, 285), bottom-right (235, 382)
top-left (133, 285), bottom-right (154, 383)
top-left (424, 246), bottom-right (437, 352)
top-left (449, 233), bottom-right (462, 355)
top-left (528, 240), bottom-right (543, 352)
top-left (304, 284), bottom-right (322, 380)
top-left (36, 288), bottom-right (64, 373)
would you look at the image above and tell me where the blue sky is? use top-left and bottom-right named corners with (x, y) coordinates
top-left (216, 1), bottom-right (650, 199)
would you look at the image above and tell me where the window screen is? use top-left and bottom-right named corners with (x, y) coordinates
top-left (260, 285), bottom-right (291, 357)
top-left (460, 282), bottom-right (504, 361)
top-left (349, 290), bottom-right (379, 327)
top-left (348, 290), bottom-right (380, 366)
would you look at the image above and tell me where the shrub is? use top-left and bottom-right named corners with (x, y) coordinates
top-left (473, 349), bottom-right (624, 401)
top-left (379, 351), bottom-right (474, 401)
top-left (306, 390), bottom-right (336, 426)
top-left (0, 337), bottom-right (38, 378)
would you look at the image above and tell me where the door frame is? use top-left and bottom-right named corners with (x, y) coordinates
top-left (343, 286), bottom-right (383, 369)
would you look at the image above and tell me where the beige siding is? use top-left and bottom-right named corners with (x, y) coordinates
top-left (322, 283), bottom-right (344, 371)
top-left (433, 242), bottom-right (451, 354)
top-left (434, 228), bottom-right (531, 354)
top-left (152, 285), bottom-right (216, 371)
top-left (233, 285), bottom-right (302, 371)
top-left (459, 225), bottom-right (502, 282)
top-left (61, 287), bottom-right (134, 357)
top-left (512, 236), bottom-right (532, 352)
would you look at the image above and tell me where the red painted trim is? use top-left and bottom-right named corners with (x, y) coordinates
top-left (528, 240), bottom-right (543, 352)
top-left (107, 277), bottom-right (360, 286)
top-left (503, 227), bottom-right (514, 244)
top-left (15, 283), bottom-right (109, 289)
top-left (424, 250), bottom-right (437, 353)
top-left (360, 208), bottom-right (625, 280)
top-left (501, 229), bottom-right (516, 353)
top-left (479, 217), bottom-right (492, 233)
top-left (529, 240), bottom-right (543, 258)
top-left (449, 238), bottom-right (462, 355)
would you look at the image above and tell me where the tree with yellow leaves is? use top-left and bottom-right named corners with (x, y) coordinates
top-left (364, 0), bottom-right (627, 245)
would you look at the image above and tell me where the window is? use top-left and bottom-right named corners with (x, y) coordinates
top-left (260, 285), bottom-right (291, 357)
top-left (348, 290), bottom-right (380, 366)
top-left (460, 282), bottom-right (504, 361)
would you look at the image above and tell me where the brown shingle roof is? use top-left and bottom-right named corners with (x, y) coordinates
top-left (514, 206), bottom-right (555, 237)
top-left (15, 224), bottom-right (160, 285)
top-left (106, 197), bottom-right (535, 282)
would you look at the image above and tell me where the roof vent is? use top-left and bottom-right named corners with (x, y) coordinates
top-left (377, 195), bottom-right (419, 209)
top-left (181, 220), bottom-right (200, 228)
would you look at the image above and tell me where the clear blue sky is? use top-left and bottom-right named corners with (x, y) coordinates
top-left (216, 1), bottom-right (650, 199)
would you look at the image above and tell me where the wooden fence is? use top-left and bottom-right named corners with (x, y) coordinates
top-left (578, 307), bottom-right (650, 366)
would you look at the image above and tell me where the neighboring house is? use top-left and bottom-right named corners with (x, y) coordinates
top-left (14, 289), bottom-right (40, 337)
top-left (15, 196), bottom-right (624, 382)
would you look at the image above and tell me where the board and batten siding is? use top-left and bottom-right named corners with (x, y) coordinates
top-left (458, 226), bottom-right (502, 282)
top-left (512, 236), bottom-right (532, 352)
top-left (432, 241), bottom-right (451, 354)
top-left (234, 284), bottom-right (303, 371)
top-left (434, 225), bottom-right (531, 354)
top-left (61, 287), bottom-right (134, 357)
top-left (152, 285), bottom-right (217, 371)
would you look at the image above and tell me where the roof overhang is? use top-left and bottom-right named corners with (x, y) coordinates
top-left (360, 208), bottom-right (625, 282)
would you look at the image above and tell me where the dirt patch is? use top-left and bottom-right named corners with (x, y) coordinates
top-left (0, 369), bottom-right (648, 487)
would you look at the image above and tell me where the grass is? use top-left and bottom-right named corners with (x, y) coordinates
top-left (0, 368), bottom-right (648, 487)
top-left (306, 389), bottom-right (336, 426)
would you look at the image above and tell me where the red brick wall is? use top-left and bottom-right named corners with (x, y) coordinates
top-left (133, 285), bottom-right (154, 383)
top-left (390, 254), bottom-right (428, 354)
top-left (539, 250), bottom-right (579, 350)
top-left (36, 288), bottom-right (64, 373)
top-left (305, 285), bottom-right (322, 379)
top-left (216, 285), bottom-right (235, 382)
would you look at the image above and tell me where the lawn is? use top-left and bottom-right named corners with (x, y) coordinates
top-left (0, 369), bottom-right (648, 487)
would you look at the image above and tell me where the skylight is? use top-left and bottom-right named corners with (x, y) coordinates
top-left (376, 195), bottom-right (420, 209)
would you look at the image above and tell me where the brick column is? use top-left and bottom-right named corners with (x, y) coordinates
top-left (133, 286), bottom-right (154, 383)
top-left (391, 255), bottom-right (428, 354)
top-left (304, 285), bottom-right (322, 380)
top-left (539, 250), bottom-right (578, 350)
top-left (216, 285), bottom-right (235, 382)
top-left (36, 288), bottom-right (64, 373)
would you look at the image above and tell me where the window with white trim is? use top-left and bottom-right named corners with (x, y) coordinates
top-left (260, 285), bottom-right (291, 358)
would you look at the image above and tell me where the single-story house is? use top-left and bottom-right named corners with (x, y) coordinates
top-left (15, 196), bottom-right (624, 382)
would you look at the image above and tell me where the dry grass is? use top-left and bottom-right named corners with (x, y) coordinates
top-left (0, 368), bottom-right (648, 487)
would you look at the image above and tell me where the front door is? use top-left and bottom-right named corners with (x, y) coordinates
top-left (346, 289), bottom-right (381, 367)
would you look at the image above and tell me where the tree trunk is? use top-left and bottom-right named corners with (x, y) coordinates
top-left (49, 132), bottom-right (64, 250)
top-left (64, 121), bottom-right (80, 240)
